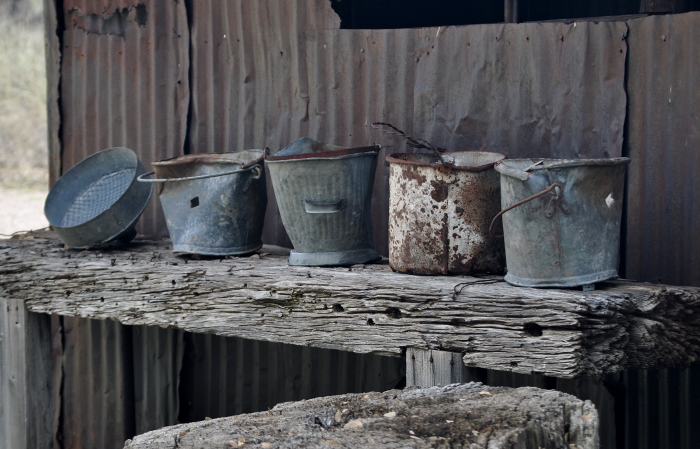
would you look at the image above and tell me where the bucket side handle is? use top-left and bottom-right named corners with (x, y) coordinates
top-left (303, 199), bottom-right (345, 214)
top-left (489, 182), bottom-right (563, 237)
top-left (137, 164), bottom-right (262, 183)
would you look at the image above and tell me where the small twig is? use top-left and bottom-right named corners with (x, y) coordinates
top-left (0, 226), bottom-right (50, 237)
top-left (371, 122), bottom-right (449, 166)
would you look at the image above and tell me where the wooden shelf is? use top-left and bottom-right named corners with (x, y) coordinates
top-left (2, 231), bottom-right (699, 378)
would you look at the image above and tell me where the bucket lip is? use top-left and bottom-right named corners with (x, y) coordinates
top-left (386, 151), bottom-right (506, 172)
top-left (266, 137), bottom-right (380, 162)
top-left (44, 147), bottom-right (144, 227)
top-left (151, 149), bottom-right (266, 168)
top-left (496, 157), bottom-right (630, 172)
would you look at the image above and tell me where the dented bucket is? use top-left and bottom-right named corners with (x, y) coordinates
top-left (266, 137), bottom-right (380, 266)
top-left (387, 151), bottom-right (506, 275)
top-left (494, 157), bottom-right (630, 287)
top-left (138, 150), bottom-right (267, 256)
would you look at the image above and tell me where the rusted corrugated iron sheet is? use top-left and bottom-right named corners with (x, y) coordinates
top-left (132, 326), bottom-right (183, 436)
top-left (178, 332), bottom-right (405, 422)
top-left (621, 12), bottom-right (700, 449)
top-left (59, 0), bottom-right (189, 238)
top-left (623, 12), bottom-right (700, 287)
top-left (61, 318), bottom-right (184, 446)
top-left (412, 21), bottom-right (627, 159)
top-left (61, 317), bottom-right (135, 449)
top-left (188, 0), bottom-right (340, 249)
top-left (304, 28), bottom-right (422, 256)
top-left (303, 22), bottom-right (627, 255)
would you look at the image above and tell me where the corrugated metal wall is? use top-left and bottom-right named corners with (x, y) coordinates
top-left (59, 0), bottom-right (190, 238)
top-left (188, 0), bottom-right (340, 249)
top-left (55, 317), bottom-right (404, 447)
top-left (46, 1), bottom-right (700, 448)
top-left (178, 332), bottom-right (404, 422)
top-left (620, 12), bottom-right (700, 449)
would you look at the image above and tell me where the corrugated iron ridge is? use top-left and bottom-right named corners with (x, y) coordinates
top-left (304, 28), bottom-right (427, 256)
top-left (624, 12), bottom-right (700, 287)
top-left (177, 332), bottom-right (405, 422)
top-left (61, 317), bottom-right (135, 449)
top-left (621, 12), bottom-right (700, 449)
top-left (413, 21), bottom-right (627, 159)
top-left (188, 0), bottom-right (341, 248)
top-left (132, 326), bottom-right (183, 436)
top-left (59, 0), bottom-right (189, 238)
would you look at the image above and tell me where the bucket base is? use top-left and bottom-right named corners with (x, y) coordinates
top-left (173, 241), bottom-right (263, 257)
top-left (289, 248), bottom-right (380, 267)
top-left (504, 270), bottom-right (618, 288)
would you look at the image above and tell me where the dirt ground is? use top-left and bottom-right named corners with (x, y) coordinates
top-left (0, 186), bottom-right (48, 237)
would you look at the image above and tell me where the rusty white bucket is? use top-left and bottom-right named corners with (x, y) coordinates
top-left (492, 157), bottom-right (630, 287)
top-left (386, 151), bottom-right (506, 275)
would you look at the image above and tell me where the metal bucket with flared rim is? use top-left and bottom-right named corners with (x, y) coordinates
top-left (266, 137), bottom-right (381, 266)
top-left (386, 151), bottom-right (506, 275)
top-left (493, 157), bottom-right (630, 288)
top-left (138, 150), bottom-right (267, 256)
top-left (44, 147), bottom-right (153, 248)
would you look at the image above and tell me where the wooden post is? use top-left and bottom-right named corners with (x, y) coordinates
top-left (0, 297), bottom-right (53, 448)
top-left (406, 347), bottom-right (464, 387)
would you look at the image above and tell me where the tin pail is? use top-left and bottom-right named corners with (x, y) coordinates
top-left (266, 137), bottom-right (381, 266)
top-left (386, 151), bottom-right (506, 275)
top-left (138, 150), bottom-right (267, 256)
top-left (493, 157), bottom-right (630, 287)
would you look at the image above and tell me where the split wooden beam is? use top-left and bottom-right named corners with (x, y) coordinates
top-left (124, 383), bottom-right (599, 449)
top-left (1, 231), bottom-right (700, 379)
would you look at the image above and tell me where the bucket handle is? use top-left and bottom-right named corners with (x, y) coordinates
top-left (304, 199), bottom-right (345, 214)
top-left (489, 182), bottom-right (563, 237)
top-left (137, 164), bottom-right (262, 183)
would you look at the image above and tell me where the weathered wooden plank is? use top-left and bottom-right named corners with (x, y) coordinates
top-left (124, 383), bottom-right (599, 449)
top-left (406, 348), bottom-right (463, 387)
top-left (1, 232), bottom-right (700, 378)
top-left (0, 297), bottom-right (53, 449)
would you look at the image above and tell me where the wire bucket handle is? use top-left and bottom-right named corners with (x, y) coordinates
top-left (137, 164), bottom-right (262, 183)
top-left (489, 182), bottom-right (564, 237)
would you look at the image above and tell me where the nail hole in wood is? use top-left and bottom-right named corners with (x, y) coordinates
top-left (384, 307), bottom-right (401, 318)
top-left (524, 322), bottom-right (543, 337)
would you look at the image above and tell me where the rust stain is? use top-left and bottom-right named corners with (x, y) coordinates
top-left (388, 152), bottom-right (505, 275)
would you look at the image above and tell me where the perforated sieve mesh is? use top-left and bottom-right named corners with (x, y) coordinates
top-left (60, 169), bottom-right (133, 227)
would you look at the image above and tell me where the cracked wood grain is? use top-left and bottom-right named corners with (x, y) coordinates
top-left (123, 383), bottom-right (599, 449)
top-left (1, 231), bottom-right (699, 378)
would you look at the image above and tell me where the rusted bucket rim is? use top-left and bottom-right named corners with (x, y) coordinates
top-left (497, 157), bottom-right (630, 170)
top-left (495, 157), bottom-right (630, 181)
top-left (151, 149), bottom-right (266, 169)
top-left (386, 151), bottom-right (506, 172)
top-left (266, 137), bottom-right (380, 162)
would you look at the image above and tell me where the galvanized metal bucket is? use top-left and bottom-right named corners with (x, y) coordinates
top-left (386, 151), bottom-right (506, 275)
top-left (493, 157), bottom-right (630, 287)
top-left (138, 150), bottom-right (267, 256)
top-left (266, 137), bottom-right (381, 266)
